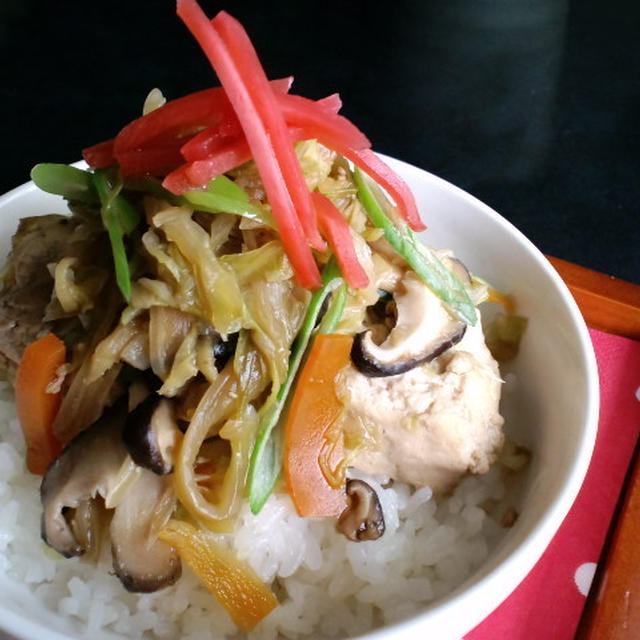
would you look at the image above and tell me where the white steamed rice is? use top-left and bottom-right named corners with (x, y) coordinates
top-left (0, 381), bottom-right (509, 640)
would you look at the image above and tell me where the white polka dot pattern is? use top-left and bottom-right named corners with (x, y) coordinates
top-left (574, 562), bottom-right (597, 597)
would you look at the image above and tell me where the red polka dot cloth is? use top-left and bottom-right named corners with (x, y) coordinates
top-left (467, 328), bottom-right (640, 639)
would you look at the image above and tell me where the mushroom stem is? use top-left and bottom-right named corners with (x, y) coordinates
top-left (336, 479), bottom-right (385, 542)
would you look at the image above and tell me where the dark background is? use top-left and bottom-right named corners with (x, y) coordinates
top-left (1, 0), bottom-right (638, 284)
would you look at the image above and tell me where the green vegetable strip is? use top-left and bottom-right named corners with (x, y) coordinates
top-left (316, 282), bottom-right (347, 335)
top-left (180, 190), bottom-right (274, 227)
top-left (207, 175), bottom-right (249, 200)
top-left (188, 173), bottom-right (271, 224)
top-left (127, 173), bottom-right (272, 225)
top-left (92, 170), bottom-right (142, 301)
top-left (109, 178), bottom-right (142, 235)
top-left (105, 224), bottom-right (132, 301)
top-left (30, 163), bottom-right (97, 204)
top-left (247, 259), bottom-right (344, 514)
top-left (353, 167), bottom-right (477, 326)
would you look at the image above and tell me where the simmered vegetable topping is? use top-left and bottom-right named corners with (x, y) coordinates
top-left (7, 0), bottom-right (523, 632)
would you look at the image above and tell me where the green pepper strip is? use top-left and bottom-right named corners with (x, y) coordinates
top-left (353, 167), bottom-right (477, 326)
top-left (247, 259), bottom-right (345, 514)
top-left (92, 170), bottom-right (142, 301)
top-left (181, 191), bottom-right (272, 226)
top-left (316, 282), bottom-right (347, 335)
top-left (31, 163), bottom-right (97, 204)
top-left (125, 173), bottom-right (272, 226)
top-left (207, 175), bottom-right (248, 200)
top-left (180, 175), bottom-right (274, 227)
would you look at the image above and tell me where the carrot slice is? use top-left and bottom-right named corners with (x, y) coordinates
top-left (176, 0), bottom-right (321, 289)
top-left (158, 520), bottom-right (278, 631)
top-left (15, 333), bottom-right (66, 475)
top-left (213, 11), bottom-right (325, 251)
top-left (312, 192), bottom-right (369, 289)
top-left (284, 333), bottom-right (351, 517)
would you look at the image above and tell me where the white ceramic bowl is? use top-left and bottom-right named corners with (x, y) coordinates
top-left (0, 156), bottom-right (599, 640)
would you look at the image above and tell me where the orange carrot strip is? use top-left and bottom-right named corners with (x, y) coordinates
top-left (158, 520), bottom-right (278, 630)
top-left (284, 334), bottom-right (351, 517)
top-left (15, 333), bottom-right (66, 475)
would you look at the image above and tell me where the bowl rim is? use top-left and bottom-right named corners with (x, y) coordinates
top-left (0, 156), bottom-right (600, 640)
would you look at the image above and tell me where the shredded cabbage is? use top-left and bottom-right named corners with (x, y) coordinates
top-left (152, 207), bottom-right (248, 334)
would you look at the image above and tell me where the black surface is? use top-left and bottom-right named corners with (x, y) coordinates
top-left (1, 0), bottom-right (638, 284)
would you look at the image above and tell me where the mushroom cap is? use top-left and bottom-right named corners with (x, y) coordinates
top-left (111, 468), bottom-right (181, 592)
top-left (41, 398), bottom-right (182, 593)
top-left (123, 395), bottom-right (180, 475)
top-left (40, 403), bottom-right (128, 557)
top-left (351, 272), bottom-right (467, 377)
